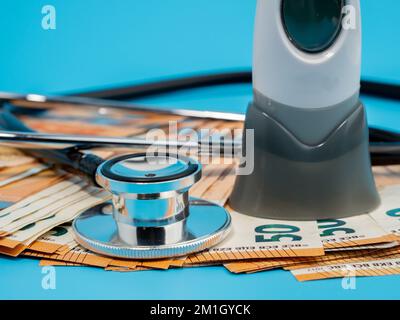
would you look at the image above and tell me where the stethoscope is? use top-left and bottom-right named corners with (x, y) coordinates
top-left (0, 71), bottom-right (400, 259)
top-left (0, 109), bottom-right (233, 259)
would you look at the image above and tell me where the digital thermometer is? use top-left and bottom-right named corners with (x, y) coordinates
top-left (230, 0), bottom-right (380, 220)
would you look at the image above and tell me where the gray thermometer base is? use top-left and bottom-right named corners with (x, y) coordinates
top-left (230, 100), bottom-right (380, 221)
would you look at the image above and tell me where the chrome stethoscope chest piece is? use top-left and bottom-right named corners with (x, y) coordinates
top-left (72, 153), bottom-right (231, 259)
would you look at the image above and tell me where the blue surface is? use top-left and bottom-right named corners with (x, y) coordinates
top-left (0, 0), bottom-right (399, 94)
top-left (2, 256), bottom-right (400, 300)
top-left (1, 0), bottom-right (400, 300)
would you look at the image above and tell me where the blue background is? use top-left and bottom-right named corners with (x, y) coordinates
top-left (0, 0), bottom-right (400, 299)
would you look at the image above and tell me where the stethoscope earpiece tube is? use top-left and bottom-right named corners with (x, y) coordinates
top-left (371, 153), bottom-right (400, 166)
top-left (0, 110), bottom-right (104, 186)
top-left (369, 127), bottom-right (400, 143)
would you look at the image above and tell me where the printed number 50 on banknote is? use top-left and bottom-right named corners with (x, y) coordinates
top-left (189, 209), bottom-right (324, 262)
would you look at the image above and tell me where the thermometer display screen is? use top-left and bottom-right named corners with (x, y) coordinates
top-left (281, 0), bottom-right (344, 53)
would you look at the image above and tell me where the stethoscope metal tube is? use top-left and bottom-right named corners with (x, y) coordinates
top-left (0, 91), bottom-right (245, 121)
top-left (1, 128), bottom-right (399, 157)
top-left (0, 129), bottom-right (242, 154)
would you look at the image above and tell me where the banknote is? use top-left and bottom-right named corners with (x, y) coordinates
top-left (0, 169), bottom-right (64, 206)
top-left (0, 176), bottom-right (79, 219)
top-left (55, 240), bottom-right (79, 255)
top-left (183, 261), bottom-right (222, 268)
top-left (28, 224), bottom-right (78, 254)
top-left (2, 166), bottom-right (399, 274)
top-left (0, 163), bottom-right (48, 188)
top-left (10, 188), bottom-right (109, 244)
top-left (105, 266), bottom-right (151, 272)
top-left (284, 246), bottom-right (400, 271)
top-left (26, 246), bottom-right (179, 270)
top-left (326, 241), bottom-right (399, 252)
top-left (186, 208), bottom-right (324, 264)
top-left (291, 255), bottom-right (400, 282)
top-left (25, 225), bottom-right (181, 270)
top-left (0, 180), bottom-right (89, 234)
top-left (110, 256), bottom-right (176, 270)
top-left (373, 165), bottom-right (400, 190)
top-left (199, 166), bottom-right (236, 206)
top-left (223, 185), bottom-right (400, 274)
top-left (315, 184), bottom-right (400, 250)
top-left (0, 187), bottom-right (111, 256)
top-left (224, 258), bottom-right (294, 274)
top-left (190, 163), bottom-right (236, 206)
top-left (22, 106), bottom-right (153, 137)
top-left (20, 105), bottom-right (206, 141)
top-left (0, 159), bottom-right (235, 261)
top-left (24, 246), bottom-right (113, 268)
top-left (0, 147), bottom-right (35, 168)
top-left (39, 259), bottom-right (84, 267)
top-left (168, 256), bottom-right (187, 268)
top-left (369, 185), bottom-right (400, 238)
top-left (223, 247), bottom-right (396, 274)
top-left (317, 214), bottom-right (396, 250)
top-left (110, 257), bottom-right (180, 270)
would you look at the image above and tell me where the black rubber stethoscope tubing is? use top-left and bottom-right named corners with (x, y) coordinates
top-left (75, 70), bottom-right (400, 102)
top-left (0, 111), bottom-right (104, 186)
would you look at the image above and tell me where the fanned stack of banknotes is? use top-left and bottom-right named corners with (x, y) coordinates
top-left (1, 102), bottom-right (400, 282)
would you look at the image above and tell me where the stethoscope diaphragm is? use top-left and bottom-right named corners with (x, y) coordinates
top-left (72, 153), bottom-right (232, 259)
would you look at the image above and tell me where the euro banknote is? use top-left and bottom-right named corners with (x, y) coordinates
top-left (369, 185), bottom-right (400, 238)
top-left (0, 179), bottom-right (89, 235)
top-left (190, 163), bottom-right (236, 205)
top-left (223, 245), bottom-right (395, 274)
top-left (373, 165), bottom-right (400, 190)
top-left (24, 246), bottom-right (180, 270)
top-left (0, 163), bottom-right (49, 188)
top-left (186, 209), bottom-right (324, 265)
top-left (291, 255), bottom-right (400, 282)
top-left (28, 228), bottom-right (187, 270)
top-left (39, 259), bottom-right (83, 267)
top-left (0, 146), bottom-right (35, 168)
top-left (325, 241), bottom-right (399, 252)
top-left (28, 224), bottom-right (78, 255)
top-left (284, 246), bottom-right (400, 271)
top-left (317, 214), bottom-right (396, 250)
top-left (0, 169), bottom-right (64, 206)
top-left (0, 186), bottom-right (111, 256)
